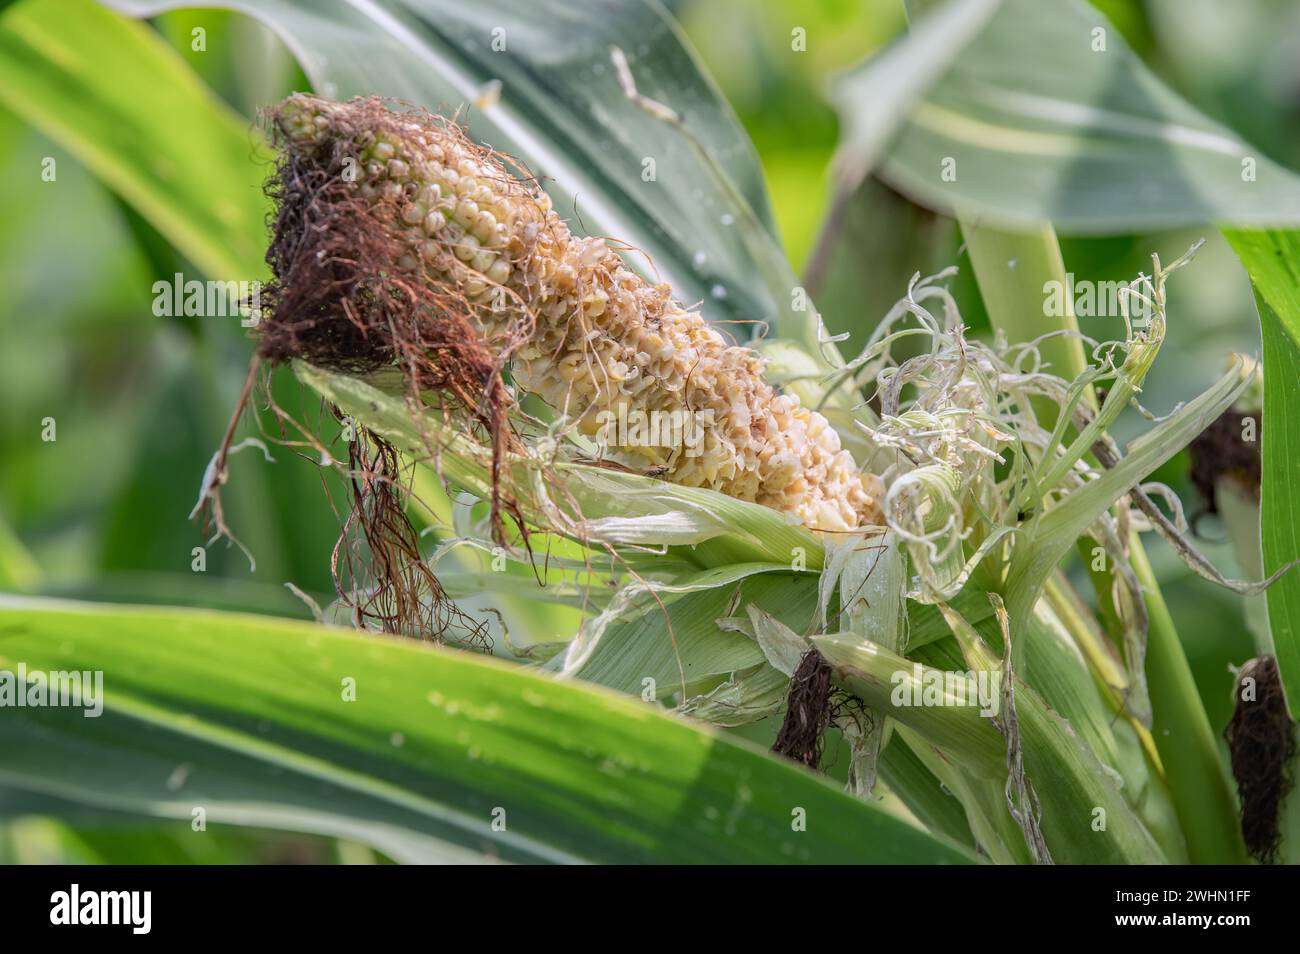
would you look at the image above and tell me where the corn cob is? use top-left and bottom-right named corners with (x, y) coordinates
top-left (269, 94), bottom-right (882, 532)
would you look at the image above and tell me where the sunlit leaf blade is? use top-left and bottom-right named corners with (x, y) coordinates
top-left (1223, 229), bottom-right (1300, 718)
top-left (104, 0), bottom-right (810, 344)
top-left (832, 0), bottom-right (999, 187)
top-left (0, 597), bottom-right (974, 863)
top-left (0, 0), bottom-right (269, 278)
top-left (832, 0), bottom-right (1300, 231)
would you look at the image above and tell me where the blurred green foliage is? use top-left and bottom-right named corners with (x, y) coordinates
top-left (679, 0), bottom-right (906, 269)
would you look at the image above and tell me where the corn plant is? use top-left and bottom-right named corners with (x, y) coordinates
top-left (2, 0), bottom-right (1300, 866)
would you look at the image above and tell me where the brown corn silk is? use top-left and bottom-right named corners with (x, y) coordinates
top-left (1225, 656), bottom-right (1296, 864)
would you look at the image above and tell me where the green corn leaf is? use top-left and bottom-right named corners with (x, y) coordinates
top-left (0, 596), bottom-right (975, 864)
top-left (1022, 600), bottom-right (1187, 862)
top-left (1222, 228), bottom-right (1300, 717)
top-left (832, 0), bottom-right (1000, 189)
top-left (907, 601), bottom-right (1184, 859)
top-left (815, 631), bottom-right (1168, 863)
top-left (831, 0), bottom-right (1300, 231)
top-left (894, 722), bottom-right (1031, 863)
top-left (878, 732), bottom-right (975, 850)
top-left (0, 0), bottom-right (269, 279)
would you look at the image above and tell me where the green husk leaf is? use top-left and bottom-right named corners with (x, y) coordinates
top-left (680, 663), bottom-right (790, 727)
top-left (815, 632), bottom-right (1169, 863)
top-left (747, 605), bottom-right (811, 678)
top-left (559, 570), bottom-right (817, 700)
top-left (296, 363), bottom-right (823, 571)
